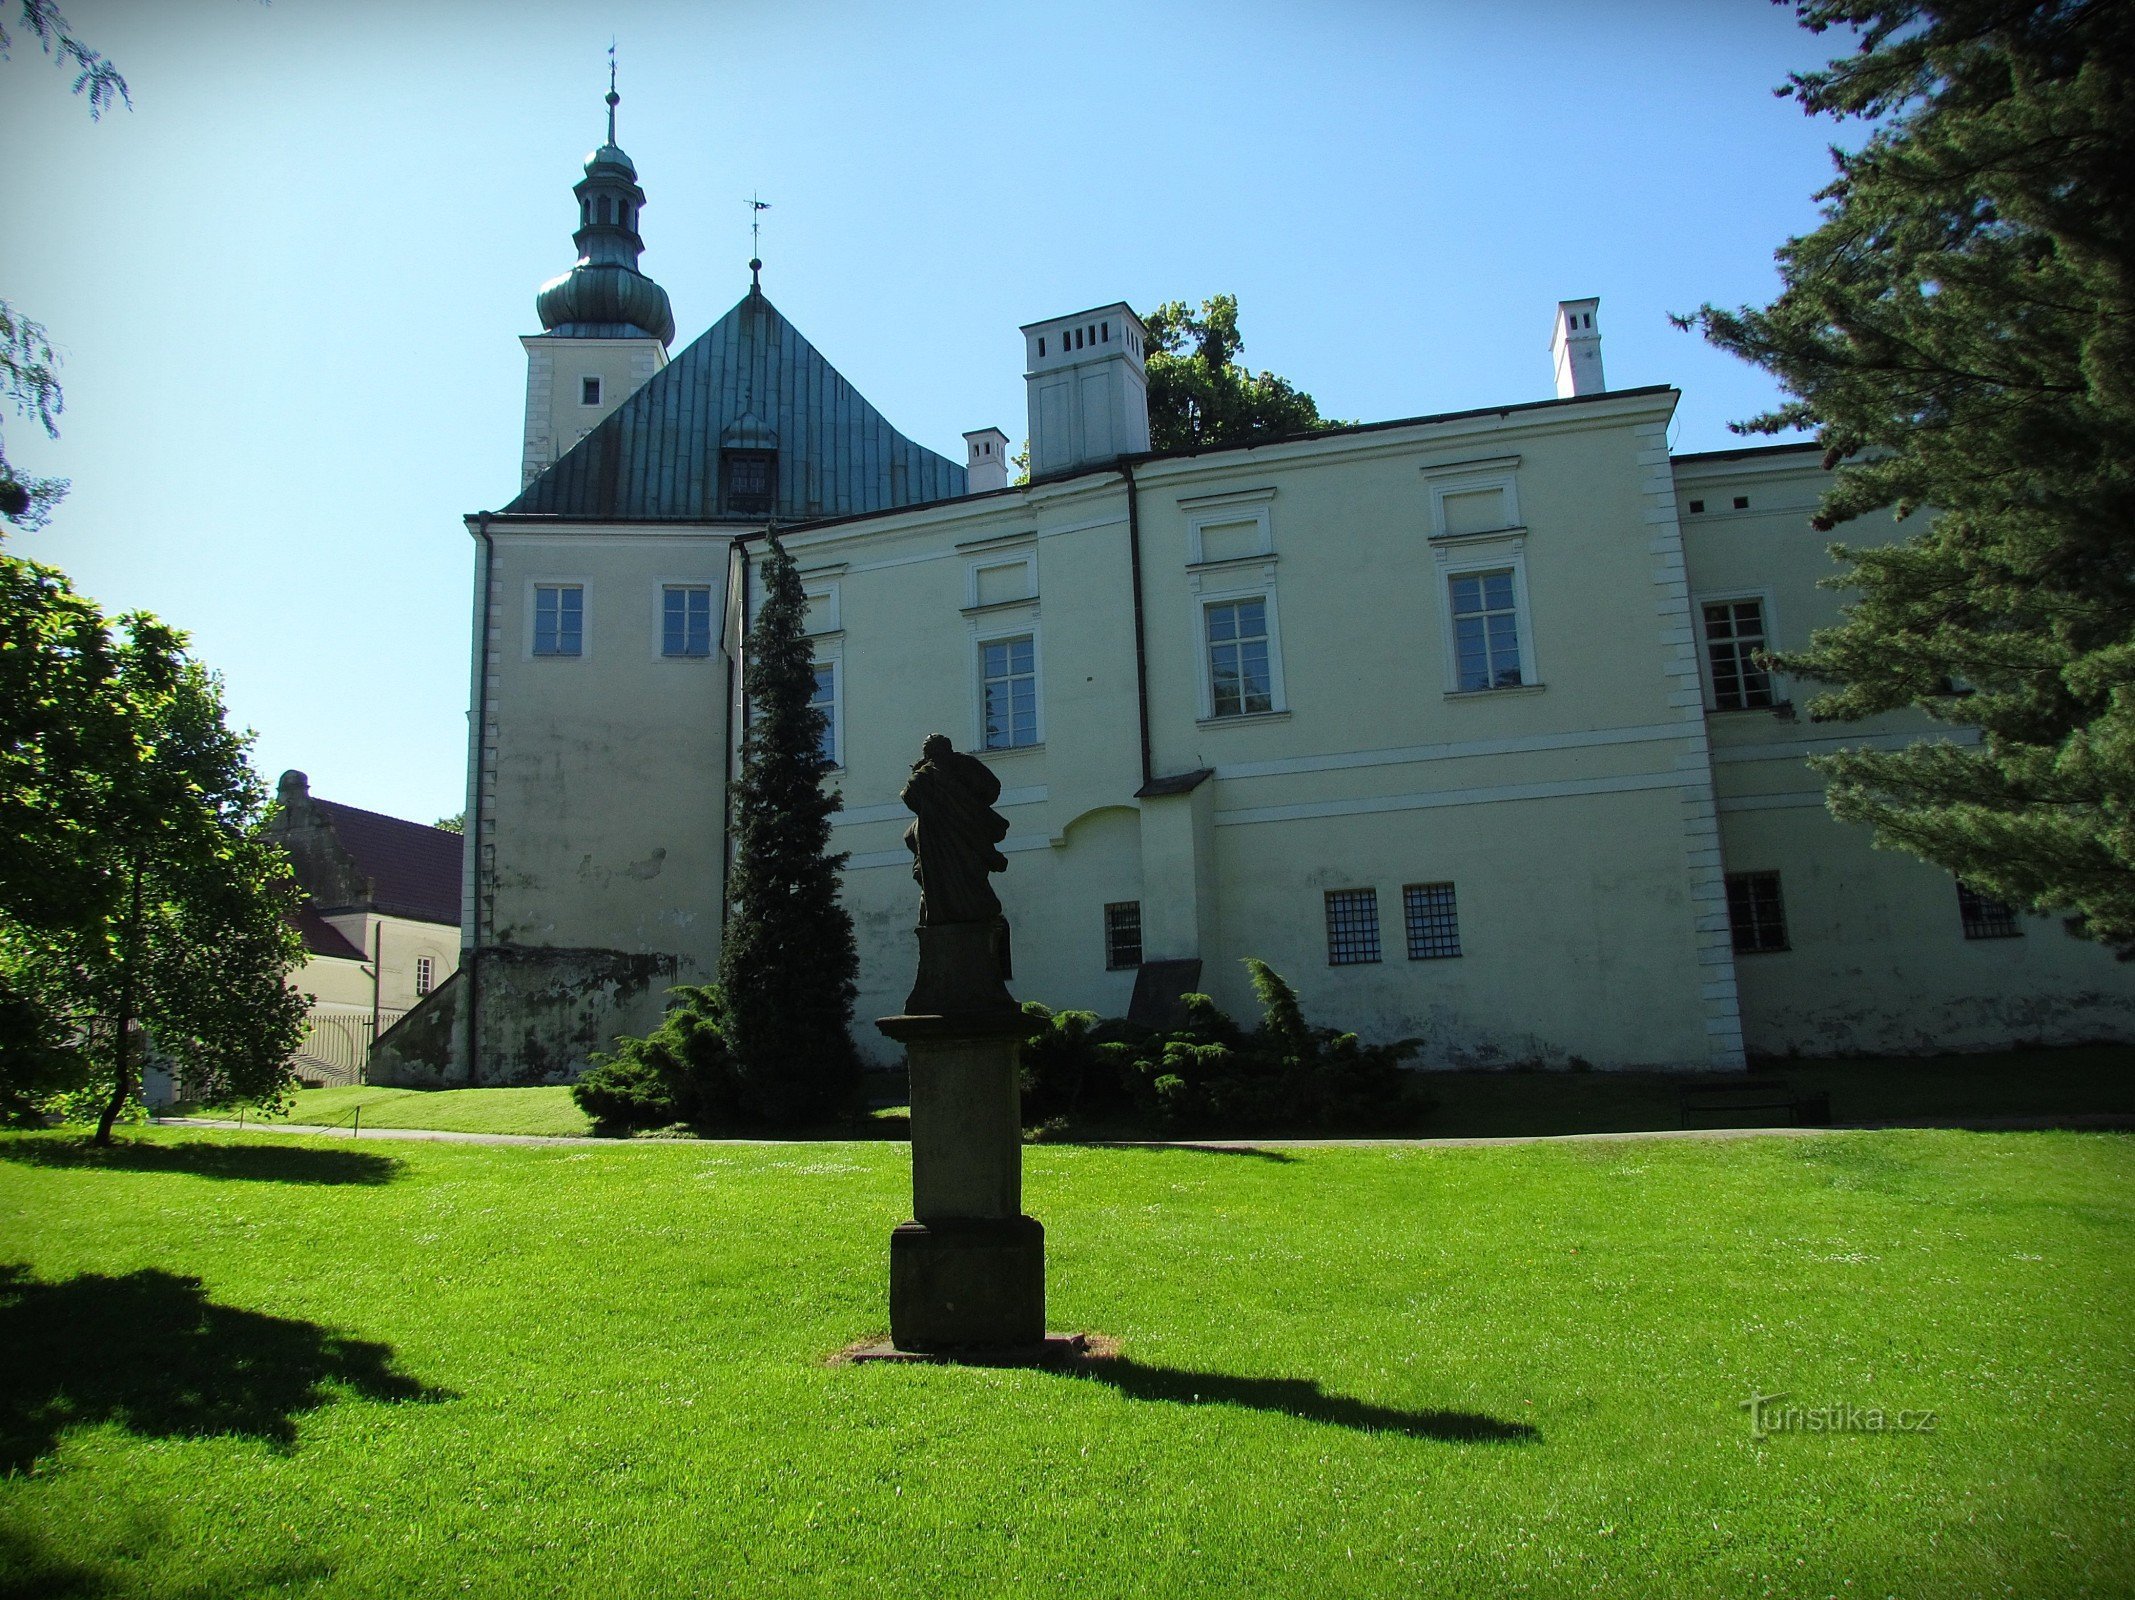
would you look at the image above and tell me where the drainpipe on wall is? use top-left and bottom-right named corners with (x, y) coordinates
top-left (722, 534), bottom-right (752, 916)
top-left (1123, 461), bottom-right (1153, 790)
top-left (368, 920), bottom-right (382, 1081)
top-left (465, 512), bottom-right (495, 1084)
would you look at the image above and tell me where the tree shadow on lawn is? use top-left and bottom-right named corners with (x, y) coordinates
top-left (1067, 1354), bottom-right (1538, 1443)
top-left (0, 1263), bottom-right (453, 1473)
top-left (0, 1135), bottom-right (402, 1186)
top-left (1061, 1141), bottom-right (1297, 1162)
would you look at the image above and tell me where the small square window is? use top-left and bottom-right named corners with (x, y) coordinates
top-left (533, 584), bottom-right (583, 657)
top-left (1104, 902), bottom-right (1143, 969)
top-left (1687, 499), bottom-right (1705, 514)
top-left (1725, 871), bottom-right (1789, 954)
top-left (722, 449), bottom-right (778, 516)
top-left (1403, 883), bottom-right (1461, 960)
top-left (1957, 882), bottom-right (2022, 940)
top-left (1325, 888), bottom-right (1381, 965)
top-left (662, 585), bottom-right (712, 657)
top-left (1732, 495), bottom-right (1750, 510)
top-left (581, 377), bottom-right (602, 406)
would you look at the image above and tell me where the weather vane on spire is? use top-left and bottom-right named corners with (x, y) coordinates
top-left (605, 40), bottom-right (619, 144)
top-left (749, 193), bottom-right (770, 291)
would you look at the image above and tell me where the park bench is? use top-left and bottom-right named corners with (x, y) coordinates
top-left (1678, 1075), bottom-right (1832, 1129)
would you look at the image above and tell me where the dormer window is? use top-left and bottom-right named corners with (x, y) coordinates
top-left (722, 449), bottom-right (778, 517)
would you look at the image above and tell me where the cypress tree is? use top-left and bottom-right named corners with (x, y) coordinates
top-left (718, 534), bottom-right (859, 1125)
top-left (1683, 0), bottom-right (2135, 947)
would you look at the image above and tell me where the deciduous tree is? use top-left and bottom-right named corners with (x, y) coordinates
top-left (1682, 0), bottom-right (2135, 946)
top-left (1143, 295), bottom-right (1343, 452)
top-left (717, 535), bottom-right (859, 1126)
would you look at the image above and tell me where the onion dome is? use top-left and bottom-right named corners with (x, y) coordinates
top-left (533, 77), bottom-right (674, 346)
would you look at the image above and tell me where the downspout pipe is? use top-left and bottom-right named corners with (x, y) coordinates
top-left (1123, 461), bottom-right (1153, 790)
top-left (722, 534), bottom-right (751, 915)
top-left (464, 512), bottom-right (494, 1085)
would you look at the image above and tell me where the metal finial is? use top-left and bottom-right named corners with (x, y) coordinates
top-left (605, 41), bottom-right (619, 144)
top-left (750, 194), bottom-right (771, 288)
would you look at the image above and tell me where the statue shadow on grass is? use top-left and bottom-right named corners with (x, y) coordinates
top-left (0, 1136), bottom-right (401, 1186)
top-left (0, 1263), bottom-right (453, 1474)
top-left (1066, 1354), bottom-right (1539, 1443)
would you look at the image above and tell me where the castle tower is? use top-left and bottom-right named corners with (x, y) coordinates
top-left (519, 72), bottom-right (675, 485)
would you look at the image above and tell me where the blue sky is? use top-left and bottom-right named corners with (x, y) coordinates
top-left (3, 0), bottom-right (1845, 825)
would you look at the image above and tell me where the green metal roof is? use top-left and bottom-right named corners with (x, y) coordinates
top-left (507, 287), bottom-right (966, 521)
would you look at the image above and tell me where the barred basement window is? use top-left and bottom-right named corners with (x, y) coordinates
top-left (1957, 882), bottom-right (2022, 940)
top-left (1725, 871), bottom-right (1789, 954)
top-left (1403, 883), bottom-right (1462, 960)
top-left (1104, 902), bottom-right (1143, 970)
top-left (1325, 888), bottom-right (1381, 965)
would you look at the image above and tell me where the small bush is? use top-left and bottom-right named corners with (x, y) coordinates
top-left (573, 985), bottom-right (736, 1132)
top-left (1022, 960), bottom-right (1427, 1136)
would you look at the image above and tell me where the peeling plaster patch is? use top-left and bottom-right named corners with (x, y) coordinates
top-left (624, 848), bottom-right (667, 881)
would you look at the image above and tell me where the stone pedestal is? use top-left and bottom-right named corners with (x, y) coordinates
top-left (878, 992), bottom-right (1042, 1352)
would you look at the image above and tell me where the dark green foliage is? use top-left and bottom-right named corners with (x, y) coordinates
top-left (0, 968), bottom-right (86, 1125)
top-left (1143, 296), bottom-right (1345, 453)
top-left (1681, 0), bottom-right (2135, 947)
top-left (0, 557), bottom-right (306, 1141)
top-left (573, 984), bottom-right (734, 1132)
top-left (1020, 959), bottom-right (1426, 1135)
top-left (716, 536), bottom-right (860, 1127)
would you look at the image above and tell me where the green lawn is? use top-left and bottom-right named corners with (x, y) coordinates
top-left (228, 1085), bottom-right (596, 1138)
top-left (2, 1126), bottom-right (2129, 1597)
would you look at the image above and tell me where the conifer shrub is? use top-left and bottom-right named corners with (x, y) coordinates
top-left (572, 984), bottom-right (736, 1132)
top-left (1020, 958), bottom-right (1427, 1135)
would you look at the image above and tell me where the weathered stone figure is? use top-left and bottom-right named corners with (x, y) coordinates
top-left (878, 733), bottom-right (1043, 1350)
top-left (901, 733), bottom-right (1008, 926)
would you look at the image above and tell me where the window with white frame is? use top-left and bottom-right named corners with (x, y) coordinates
top-left (1205, 597), bottom-right (1275, 717)
top-left (662, 585), bottom-right (712, 658)
top-left (1325, 888), bottom-right (1381, 965)
top-left (1702, 597), bottom-right (1775, 710)
top-left (533, 584), bottom-right (583, 657)
top-left (980, 634), bottom-right (1038, 750)
top-left (415, 955), bottom-right (436, 996)
top-left (1447, 568), bottom-right (1524, 691)
top-left (811, 661), bottom-right (839, 767)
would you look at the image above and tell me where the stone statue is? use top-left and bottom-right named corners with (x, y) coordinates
top-left (901, 733), bottom-right (1009, 926)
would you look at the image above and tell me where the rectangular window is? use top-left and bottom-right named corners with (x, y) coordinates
top-left (1104, 901), bottom-right (1143, 970)
top-left (1403, 883), bottom-right (1462, 960)
top-left (722, 449), bottom-right (778, 516)
top-left (1726, 871), bottom-right (1789, 954)
top-left (1703, 598), bottom-right (1774, 710)
top-left (981, 635), bottom-right (1038, 749)
top-left (1205, 598), bottom-right (1273, 717)
top-left (662, 585), bottom-right (712, 658)
top-left (414, 955), bottom-right (435, 997)
top-left (533, 584), bottom-right (583, 657)
top-left (1957, 881), bottom-right (2022, 939)
top-left (1449, 569), bottom-right (1522, 690)
top-left (1325, 888), bottom-right (1381, 965)
top-left (580, 377), bottom-right (602, 406)
top-left (811, 662), bottom-right (837, 766)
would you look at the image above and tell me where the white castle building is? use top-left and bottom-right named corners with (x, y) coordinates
top-left (372, 98), bottom-right (2135, 1085)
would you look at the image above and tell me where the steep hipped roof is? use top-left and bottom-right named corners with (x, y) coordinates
top-left (506, 287), bottom-right (966, 521)
top-left (310, 799), bottom-right (463, 925)
top-left (292, 903), bottom-right (367, 962)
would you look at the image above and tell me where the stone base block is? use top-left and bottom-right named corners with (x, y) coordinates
top-left (889, 1215), bottom-right (1044, 1351)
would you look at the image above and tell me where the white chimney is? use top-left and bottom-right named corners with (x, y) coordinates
top-left (964, 427), bottom-right (1010, 493)
top-left (1550, 298), bottom-right (1605, 398)
top-left (1020, 302), bottom-right (1149, 478)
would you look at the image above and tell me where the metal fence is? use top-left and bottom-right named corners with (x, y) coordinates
top-left (292, 1003), bottom-right (409, 1088)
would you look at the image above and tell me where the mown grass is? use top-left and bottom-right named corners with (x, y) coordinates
top-left (1, 1125), bottom-right (2129, 1597)
top-left (227, 1085), bottom-right (595, 1138)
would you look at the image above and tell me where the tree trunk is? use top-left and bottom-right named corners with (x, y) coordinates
top-left (93, 859), bottom-right (143, 1146)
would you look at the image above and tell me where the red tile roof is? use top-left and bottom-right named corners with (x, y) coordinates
top-left (311, 799), bottom-right (463, 926)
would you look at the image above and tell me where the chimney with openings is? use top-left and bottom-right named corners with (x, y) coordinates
top-left (1020, 302), bottom-right (1149, 479)
top-left (1550, 297), bottom-right (1605, 399)
top-left (964, 427), bottom-right (1010, 493)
